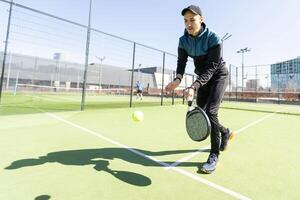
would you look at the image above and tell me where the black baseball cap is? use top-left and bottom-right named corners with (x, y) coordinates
top-left (181, 5), bottom-right (202, 16)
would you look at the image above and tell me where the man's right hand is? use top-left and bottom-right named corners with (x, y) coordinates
top-left (184, 86), bottom-right (195, 101)
top-left (165, 79), bottom-right (181, 92)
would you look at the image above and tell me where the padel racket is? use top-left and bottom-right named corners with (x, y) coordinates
top-left (185, 92), bottom-right (211, 142)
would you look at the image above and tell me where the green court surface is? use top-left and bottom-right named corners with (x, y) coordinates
top-left (0, 93), bottom-right (300, 200)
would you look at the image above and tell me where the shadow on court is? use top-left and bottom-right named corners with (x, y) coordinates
top-left (34, 195), bottom-right (51, 200)
top-left (5, 148), bottom-right (209, 186)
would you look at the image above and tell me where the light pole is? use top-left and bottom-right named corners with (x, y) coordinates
top-left (265, 74), bottom-right (269, 90)
top-left (138, 63), bottom-right (142, 81)
top-left (6, 51), bottom-right (12, 90)
top-left (289, 74), bottom-right (295, 92)
top-left (95, 56), bottom-right (105, 90)
top-left (221, 33), bottom-right (232, 58)
top-left (53, 53), bottom-right (61, 88)
top-left (237, 47), bottom-right (251, 94)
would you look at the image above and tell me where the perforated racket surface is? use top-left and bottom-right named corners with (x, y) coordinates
top-left (186, 103), bottom-right (211, 142)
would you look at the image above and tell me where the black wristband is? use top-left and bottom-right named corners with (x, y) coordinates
top-left (174, 77), bottom-right (181, 82)
top-left (186, 86), bottom-right (196, 91)
top-left (191, 80), bottom-right (201, 90)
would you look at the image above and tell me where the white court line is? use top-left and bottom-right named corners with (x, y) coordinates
top-left (43, 95), bottom-right (80, 102)
top-left (165, 108), bottom-right (286, 170)
top-left (28, 94), bottom-right (80, 102)
top-left (164, 147), bottom-right (210, 170)
top-left (28, 95), bottom-right (61, 102)
top-left (43, 111), bottom-right (251, 200)
top-left (234, 109), bottom-right (283, 135)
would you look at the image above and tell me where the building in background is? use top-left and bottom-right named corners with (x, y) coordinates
top-left (271, 57), bottom-right (300, 92)
top-left (246, 79), bottom-right (260, 91)
top-left (0, 52), bottom-right (194, 94)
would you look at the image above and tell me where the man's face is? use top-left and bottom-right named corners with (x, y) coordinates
top-left (184, 11), bottom-right (203, 36)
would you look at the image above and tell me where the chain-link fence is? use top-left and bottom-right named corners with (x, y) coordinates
top-left (227, 63), bottom-right (300, 105)
top-left (0, 0), bottom-right (198, 111)
top-left (1, 0), bottom-right (299, 112)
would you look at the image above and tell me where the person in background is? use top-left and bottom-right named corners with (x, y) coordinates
top-left (136, 81), bottom-right (143, 100)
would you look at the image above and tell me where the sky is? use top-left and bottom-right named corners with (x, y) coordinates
top-left (1, 0), bottom-right (300, 67)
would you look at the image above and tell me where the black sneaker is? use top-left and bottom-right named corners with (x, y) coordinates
top-left (220, 128), bottom-right (234, 151)
top-left (199, 153), bottom-right (218, 174)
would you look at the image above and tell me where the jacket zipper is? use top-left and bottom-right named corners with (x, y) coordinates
top-left (194, 37), bottom-right (197, 57)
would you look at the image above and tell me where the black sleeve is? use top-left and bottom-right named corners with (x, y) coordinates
top-left (176, 47), bottom-right (188, 76)
top-left (192, 44), bottom-right (222, 89)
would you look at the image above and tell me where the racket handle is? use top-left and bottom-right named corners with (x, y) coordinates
top-left (187, 92), bottom-right (193, 106)
top-left (185, 87), bottom-right (194, 107)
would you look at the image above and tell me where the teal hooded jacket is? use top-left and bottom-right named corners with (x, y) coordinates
top-left (176, 23), bottom-right (227, 89)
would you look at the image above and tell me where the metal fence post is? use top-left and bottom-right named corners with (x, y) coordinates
top-left (255, 65), bottom-right (258, 102)
top-left (0, 0), bottom-right (13, 103)
top-left (277, 72), bottom-right (280, 104)
top-left (160, 52), bottom-right (165, 106)
top-left (129, 42), bottom-right (136, 108)
top-left (229, 64), bottom-right (231, 101)
top-left (236, 66), bottom-right (238, 101)
top-left (81, 0), bottom-right (92, 111)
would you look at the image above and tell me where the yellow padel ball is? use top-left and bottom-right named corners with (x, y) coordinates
top-left (132, 111), bottom-right (144, 122)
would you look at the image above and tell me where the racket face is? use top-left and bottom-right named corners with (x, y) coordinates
top-left (186, 108), bottom-right (211, 141)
